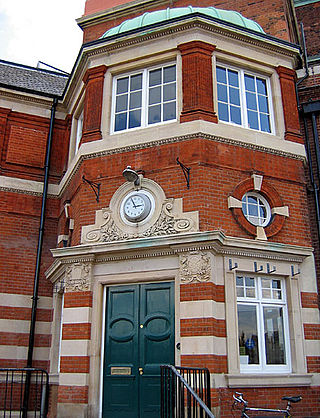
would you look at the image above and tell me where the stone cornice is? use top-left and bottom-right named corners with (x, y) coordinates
top-left (48, 230), bottom-right (312, 270)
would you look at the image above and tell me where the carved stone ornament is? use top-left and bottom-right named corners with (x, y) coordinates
top-left (179, 251), bottom-right (211, 283)
top-left (65, 262), bottom-right (92, 292)
top-left (81, 197), bottom-right (199, 244)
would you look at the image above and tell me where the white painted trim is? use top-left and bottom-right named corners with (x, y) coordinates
top-left (99, 286), bottom-right (107, 418)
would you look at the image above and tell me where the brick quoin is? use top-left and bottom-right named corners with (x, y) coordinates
top-left (62, 323), bottom-right (91, 340)
top-left (63, 291), bottom-right (93, 308)
top-left (180, 318), bottom-right (226, 337)
top-left (57, 386), bottom-right (88, 403)
top-left (60, 356), bottom-right (90, 374)
top-left (180, 282), bottom-right (225, 302)
top-left (181, 354), bottom-right (228, 374)
top-left (301, 292), bottom-right (319, 309)
top-left (304, 323), bottom-right (320, 340)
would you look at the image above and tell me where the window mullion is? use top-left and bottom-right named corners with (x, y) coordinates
top-left (142, 69), bottom-right (148, 128)
top-left (240, 70), bottom-right (248, 129)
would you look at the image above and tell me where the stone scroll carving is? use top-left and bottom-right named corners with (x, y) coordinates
top-left (64, 262), bottom-right (92, 292)
top-left (81, 198), bottom-right (199, 244)
top-left (179, 251), bottom-right (211, 283)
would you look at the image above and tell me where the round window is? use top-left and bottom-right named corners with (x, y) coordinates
top-left (241, 192), bottom-right (271, 227)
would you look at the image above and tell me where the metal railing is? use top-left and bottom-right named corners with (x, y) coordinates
top-left (0, 368), bottom-right (49, 417)
top-left (160, 365), bottom-right (214, 418)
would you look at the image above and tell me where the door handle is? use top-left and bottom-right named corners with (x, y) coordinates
top-left (138, 367), bottom-right (143, 375)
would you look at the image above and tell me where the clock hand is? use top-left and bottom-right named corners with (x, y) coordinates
top-left (130, 198), bottom-right (137, 208)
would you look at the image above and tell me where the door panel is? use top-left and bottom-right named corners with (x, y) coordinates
top-left (103, 282), bottom-right (174, 418)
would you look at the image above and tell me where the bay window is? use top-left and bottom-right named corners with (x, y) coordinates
top-left (216, 65), bottom-right (273, 133)
top-left (112, 64), bottom-right (176, 133)
top-left (236, 275), bottom-right (291, 373)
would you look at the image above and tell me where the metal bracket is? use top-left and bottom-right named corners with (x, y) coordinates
top-left (267, 263), bottom-right (276, 274)
top-left (82, 175), bottom-right (101, 203)
top-left (176, 157), bottom-right (191, 189)
top-left (229, 259), bottom-right (238, 271)
top-left (254, 262), bottom-right (263, 273)
top-left (291, 265), bottom-right (300, 277)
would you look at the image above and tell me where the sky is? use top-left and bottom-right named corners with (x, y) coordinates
top-left (0, 0), bottom-right (86, 73)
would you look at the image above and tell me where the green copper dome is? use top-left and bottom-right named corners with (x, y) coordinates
top-left (101, 6), bottom-right (264, 38)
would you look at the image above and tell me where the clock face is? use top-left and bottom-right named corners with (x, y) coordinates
top-left (122, 192), bottom-right (152, 222)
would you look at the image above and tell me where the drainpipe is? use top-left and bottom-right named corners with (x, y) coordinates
top-left (23, 97), bottom-right (58, 416)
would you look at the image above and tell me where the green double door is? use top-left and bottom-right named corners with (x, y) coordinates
top-left (102, 282), bottom-right (175, 418)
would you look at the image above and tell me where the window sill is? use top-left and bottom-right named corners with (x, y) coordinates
top-left (226, 373), bottom-right (312, 387)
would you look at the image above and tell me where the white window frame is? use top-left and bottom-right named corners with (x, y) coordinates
top-left (75, 109), bottom-right (84, 152)
top-left (236, 275), bottom-right (291, 374)
top-left (241, 191), bottom-right (272, 227)
top-left (216, 64), bottom-right (275, 134)
top-left (110, 63), bottom-right (177, 134)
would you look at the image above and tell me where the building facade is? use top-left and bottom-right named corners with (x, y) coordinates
top-left (0, 0), bottom-right (319, 417)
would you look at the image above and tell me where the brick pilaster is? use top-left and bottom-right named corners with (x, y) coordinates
top-left (276, 66), bottom-right (303, 143)
top-left (178, 41), bottom-right (217, 123)
top-left (82, 65), bottom-right (107, 143)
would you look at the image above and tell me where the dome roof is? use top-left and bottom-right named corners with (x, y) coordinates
top-left (101, 6), bottom-right (264, 38)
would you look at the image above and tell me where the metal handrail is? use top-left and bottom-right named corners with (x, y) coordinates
top-left (0, 367), bottom-right (49, 417)
top-left (161, 365), bottom-right (215, 418)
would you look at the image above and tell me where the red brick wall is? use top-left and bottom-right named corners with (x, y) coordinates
top-left (296, 1), bottom-right (320, 57)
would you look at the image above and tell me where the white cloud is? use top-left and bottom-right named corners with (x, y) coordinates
top-left (0, 0), bottom-right (86, 72)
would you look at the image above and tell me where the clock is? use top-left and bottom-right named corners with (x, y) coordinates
top-left (121, 191), bottom-right (153, 223)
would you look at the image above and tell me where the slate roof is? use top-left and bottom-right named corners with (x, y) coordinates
top-left (0, 60), bottom-right (69, 97)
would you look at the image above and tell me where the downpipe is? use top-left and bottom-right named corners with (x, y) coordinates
top-left (23, 97), bottom-right (58, 417)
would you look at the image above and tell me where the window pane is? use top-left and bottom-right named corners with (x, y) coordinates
top-left (258, 95), bottom-right (269, 113)
top-left (149, 69), bottom-right (162, 86)
top-left (246, 92), bottom-right (257, 111)
top-left (128, 109), bottom-right (141, 128)
top-left (116, 94), bottom-right (128, 112)
top-left (163, 102), bottom-right (176, 121)
top-left (115, 112), bottom-right (127, 131)
top-left (230, 106), bottom-right (241, 125)
top-left (129, 91), bottom-right (142, 109)
top-left (248, 203), bottom-right (258, 216)
top-left (117, 77), bottom-right (129, 94)
top-left (218, 102), bottom-right (229, 122)
top-left (248, 110), bottom-right (259, 130)
top-left (228, 70), bottom-right (239, 87)
top-left (263, 307), bottom-right (286, 365)
top-left (149, 86), bottom-right (161, 105)
top-left (218, 84), bottom-right (228, 102)
top-left (257, 78), bottom-right (267, 95)
top-left (130, 74), bottom-right (142, 91)
top-left (244, 74), bottom-right (255, 92)
top-left (148, 105), bottom-right (161, 124)
top-left (229, 87), bottom-right (240, 106)
top-left (163, 83), bottom-right (176, 102)
top-left (216, 67), bottom-right (227, 84)
top-left (238, 304), bottom-right (259, 365)
top-left (260, 113), bottom-right (271, 133)
top-left (163, 65), bottom-right (176, 83)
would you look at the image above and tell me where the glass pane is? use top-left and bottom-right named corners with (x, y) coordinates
top-left (218, 84), bottom-right (228, 102)
top-left (149, 69), bottom-right (162, 86)
top-left (244, 74), bottom-right (255, 92)
top-left (248, 203), bottom-right (258, 216)
top-left (245, 277), bottom-right (255, 288)
top-left (248, 110), bottom-right (259, 130)
top-left (236, 276), bottom-right (244, 287)
top-left (163, 83), bottom-right (176, 102)
top-left (237, 287), bottom-right (244, 297)
top-left (246, 92), bottom-right (257, 111)
top-left (148, 105), bottom-right (161, 124)
top-left (129, 91), bottom-right (142, 109)
top-left (128, 109), bottom-right (141, 129)
top-left (262, 278), bottom-right (270, 289)
top-left (230, 106), bottom-right (241, 125)
top-left (272, 280), bottom-right (281, 289)
top-left (262, 289), bottom-right (271, 298)
top-left (115, 112), bottom-right (127, 131)
top-left (273, 290), bottom-right (282, 299)
top-left (117, 77), bottom-right (129, 94)
top-left (228, 70), bottom-right (239, 87)
top-left (218, 102), bottom-right (229, 122)
top-left (216, 67), bottom-right (227, 84)
top-left (229, 87), bottom-right (240, 106)
top-left (149, 86), bottom-right (161, 105)
top-left (163, 65), bottom-right (176, 83)
top-left (260, 113), bottom-right (271, 133)
top-left (257, 78), bottom-right (267, 95)
top-left (130, 74), bottom-right (142, 91)
top-left (263, 306), bottom-right (286, 365)
top-left (116, 94), bottom-right (128, 112)
top-left (258, 95), bottom-right (269, 113)
top-left (238, 304), bottom-right (259, 365)
top-left (248, 196), bottom-right (257, 204)
top-left (259, 204), bottom-right (267, 219)
top-left (163, 102), bottom-right (176, 121)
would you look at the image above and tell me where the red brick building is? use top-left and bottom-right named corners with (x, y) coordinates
top-left (0, 0), bottom-right (319, 416)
